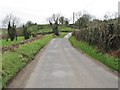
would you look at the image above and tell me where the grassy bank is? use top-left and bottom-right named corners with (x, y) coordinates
top-left (69, 36), bottom-right (120, 71)
top-left (0, 29), bottom-right (1, 88)
top-left (2, 35), bottom-right (53, 88)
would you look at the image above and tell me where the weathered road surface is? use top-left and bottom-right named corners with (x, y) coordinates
top-left (8, 38), bottom-right (118, 88)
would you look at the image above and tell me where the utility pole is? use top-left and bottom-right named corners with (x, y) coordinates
top-left (118, 1), bottom-right (120, 24)
top-left (73, 12), bottom-right (75, 28)
top-left (118, 1), bottom-right (120, 17)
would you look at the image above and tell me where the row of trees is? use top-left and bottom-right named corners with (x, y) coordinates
top-left (73, 11), bottom-right (118, 29)
top-left (59, 16), bottom-right (69, 25)
top-left (73, 23), bottom-right (120, 53)
top-left (73, 11), bottom-right (120, 53)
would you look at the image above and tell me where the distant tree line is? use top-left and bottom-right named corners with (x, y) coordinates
top-left (2, 13), bottom-right (70, 40)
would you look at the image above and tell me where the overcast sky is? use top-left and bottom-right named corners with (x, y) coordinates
top-left (0, 0), bottom-right (119, 27)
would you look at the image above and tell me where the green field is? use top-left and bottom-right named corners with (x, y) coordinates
top-left (1, 36), bottom-right (24, 46)
top-left (1, 32), bottom-right (68, 47)
top-left (28, 24), bottom-right (52, 34)
top-left (59, 25), bottom-right (74, 32)
top-left (1, 25), bottom-right (72, 46)
top-left (28, 24), bottom-right (74, 34)
top-left (69, 36), bottom-right (120, 71)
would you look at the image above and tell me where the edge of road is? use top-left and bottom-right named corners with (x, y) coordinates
top-left (6, 39), bottom-right (53, 88)
top-left (68, 37), bottom-right (118, 77)
top-left (5, 32), bottom-right (119, 88)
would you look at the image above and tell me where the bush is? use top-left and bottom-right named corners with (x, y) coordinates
top-left (23, 25), bottom-right (31, 39)
top-left (7, 22), bottom-right (17, 41)
top-left (73, 23), bottom-right (120, 53)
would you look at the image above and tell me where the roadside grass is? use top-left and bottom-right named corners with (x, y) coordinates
top-left (69, 36), bottom-right (120, 71)
top-left (16, 35), bottom-right (53, 59)
top-left (2, 35), bottom-right (53, 88)
top-left (1, 36), bottom-right (24, 47)
top-left (0, 53), bottom-right (2, 90)
top-left (2, 52), bottom-right (27, 87)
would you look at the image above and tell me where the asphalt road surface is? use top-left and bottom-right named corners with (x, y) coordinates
top-left (24, 38), bottom-right (118, 88)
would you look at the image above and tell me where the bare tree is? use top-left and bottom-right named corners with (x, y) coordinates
top-left (59, 16), bottom-right (65, 25)
top-left (47, 13), bottom-right (61, 36)
top-left (2, 14), bottom-right (19, 28)
top-left (75, 11), bottom-right (91, 29)
top-left (26, 20), bottom-right (34, 26)
top-left (2, 14), bottom-right (20, 41)
top-left (113, 12), bottom-right (118, 19)
top-left (104, 12), bottom-right (114, 20)
top-left (64, 18), bottom-right (69, 26)
top-left (75, 11), bottom-right (82, 29)
top-left (91, 15), bottom-right (97, 21)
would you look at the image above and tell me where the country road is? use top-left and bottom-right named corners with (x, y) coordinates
top-left (7, 38), bottom-right (118, 88)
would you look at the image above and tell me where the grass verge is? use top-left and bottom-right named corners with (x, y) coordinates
top-left (2, 35), bottom-right (53, 88)
top-left (69, 36), bottom-right (120, 71)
